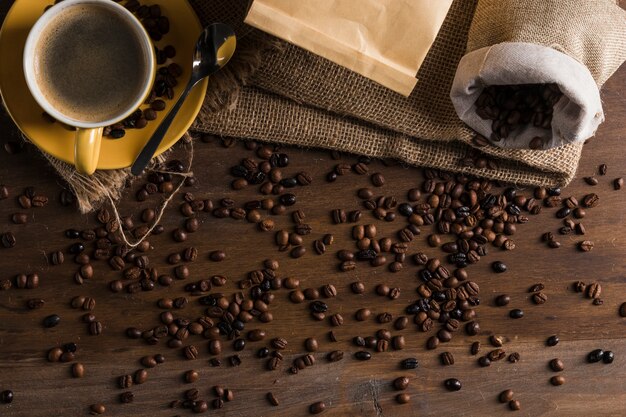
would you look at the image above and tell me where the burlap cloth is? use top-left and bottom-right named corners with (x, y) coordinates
top-left (191, 0), bottom-right (626, 187)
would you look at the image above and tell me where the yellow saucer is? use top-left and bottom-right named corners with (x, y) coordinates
top-left (0, 0), bottom-right (208, 170)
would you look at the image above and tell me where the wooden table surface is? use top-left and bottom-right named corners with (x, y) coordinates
top-left (1, 18), bottom-right (626, 417)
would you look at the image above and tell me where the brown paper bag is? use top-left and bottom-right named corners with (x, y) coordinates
top-left (244, 0), bottom-right (453, 96)
top-left (451, 0), bottom-right (626, 150)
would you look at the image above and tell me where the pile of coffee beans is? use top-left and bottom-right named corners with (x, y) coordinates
top-left (0, 133), bottom-right (622, 415)
top-left (474, 83), bottom-right (563, 148)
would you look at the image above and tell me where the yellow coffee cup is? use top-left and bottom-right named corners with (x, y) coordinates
top-left (23, 0), bottom-right (155, 175)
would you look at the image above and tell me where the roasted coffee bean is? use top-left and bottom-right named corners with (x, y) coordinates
top-left (495, 295), bottom-right (510, 306)
top-left (354, 351), bottom-right (371, 360)
top-left (614, 177), bottom-right (624, 190)
top-left (370, 172), bottom-right (385, 187)
top-left (509, 309), bottom-right (524, 319)
top-left (11, 212), bottom-right (28, 224)
top-left (444, 378), bottom-right (462, 391)
top-left (440, 352), bottom-right (455, 366)
top-left (209, 250), bottom-right (226, 262)
top-left (532, 292), bottom-right (548, 304)
top-left (27, 298), bottom-right (45, 309)
top-left (266, 392), bottom-right (280, 406)
top-left (183, 345), bottom-right (198, 360)
top-left (1, 232), bottom-right (16, 248)
top-left (400, 357), bottom-right (419, 370)
top-left (578, 240), bottom-right (594, 252)
top-left (509, 400), bottom-right (521, 411)
top-left (499, 389), bottom-right (514, 403)
top-left (549, 358), bottom-right (564, 372)
top-left (602, 351), bottom-right (615, 364)
top-left (492, 261), bottom-right (507, 273)
top-left (546, 335), bottom-right (559, 347)
top-left (89, 404), bottom-right (105, 415)
top-left (309, 401), bottom-right (326, 414)
top-left (134, 369), bottom-right (148, 384)
top-left (508, 352), bottom-right (521, 363)
top-left (586, 282), bottom-right (601, 299)
top-left (470, 341), bottom-right (480, 355)
top-left (465, 321), bottom-right (480, 336)
top-left (355, 308), bottom-right (371, 321)
top-left (587, 349), bottom-right (604, 363)
top-left (72, 363), bottom-right (85, 378)
top-left (620, 302), bottom-right (626, 317)
top-left (43, 314), bottom-right (61, 328)
top-left (550, 375), bottom-right (565, 386)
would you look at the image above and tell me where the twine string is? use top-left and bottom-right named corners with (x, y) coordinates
top-left (98, 137), bottom-right (195, 249)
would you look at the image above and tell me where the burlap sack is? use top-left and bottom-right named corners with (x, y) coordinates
top-left (191, 0), bottom-right (626, 187)
top-left (451, 0), bottom-right (626, 150)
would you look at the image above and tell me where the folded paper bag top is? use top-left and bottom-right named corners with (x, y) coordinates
top-left (244, 0), bottom-right (453, 96)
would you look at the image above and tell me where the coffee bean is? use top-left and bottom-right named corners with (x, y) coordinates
top-left (393, 377), bottom-right (410, 390)
top-left (171, 228), bottom-right (188, 242)
top-left (43, 314), bottom-right (61, 328)
top-left (509, 309), bottom-right (524, 319)
top-left (72, 363), bottom-right (85, 378)
top-left (508, 352), bottom-right (520, 363)
top-left (581, 193), bottom-right (599, 208)
top-left (1, 390), bottom-right (14, 404)
top-left (354, 351), bottom-right (371, 360)
top-left (400, 358), bottom-right (418, 370)
top-left (532, 292), bottom-right (548, 304)
top-left (586, 282), bottom-right (601, 299)
top-left (546, 335), bottom-right (559, 347)
top-left (309, 401), bottom-right (326, 414)
top-left (183, 345), bottom-right (198, 360)
top-left (440, 352), bottom-right (455, 365)
top-left (470, 341), bottom-right (481, 355)
top-left (587, 349), bottom-right (604, 363)
top-left (1, 232), bottom-right (16, 248)
top-left (444, 378), bottom-right (462, 391)
top-left (209, 250), bottom-right (226, 262)
top-left (550, 375), bottom-right (565, 386)
top-left (25, 297), bottom-right (44, 309)
top-left (355, 308), bottom-right (371, 321)
top-left (183, 370), bottom-right (199, 384)
top-left (578, 240), bottom-right (594, 252)
top-left (90, 404), bottom-right (105, 414)
top-left (266, 392), bottom-right (279, 406)
top-left (371, 173), bottom-right (385, 187)
top-left (492, 261), bottom-right (507, 273)
top-left (602, 351), bottom-right (614, 364)
top-left (620, 302), bottom-right (626, 317)
top-left (499, 389), bottom-right (514, 403)
top-left (120, 391), bottom-right (134, 404)
top-left (89, 321), bottom-right (103, 335)
top-left (509, 400), bottom-right (521, 411)
top-left (465, 321), bottom-right (480, 336)
top-left (583, 176), bottom-right (598, 186)
top-left (613, 178), bottom-right (624, 190)
top-left (549, 358), bottom-right (564, 372)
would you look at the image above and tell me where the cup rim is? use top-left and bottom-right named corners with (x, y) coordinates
top-left (23, 0), bottom-right (156, 129)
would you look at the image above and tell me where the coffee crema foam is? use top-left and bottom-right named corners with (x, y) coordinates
top-left (34, 4), bottom-right (148, 123)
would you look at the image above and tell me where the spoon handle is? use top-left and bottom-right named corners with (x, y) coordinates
top-left (130, 82), bottom-right (195, 176)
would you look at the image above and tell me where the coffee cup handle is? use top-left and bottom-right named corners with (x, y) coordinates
top-left (74, 127), bottom-right (103, 175)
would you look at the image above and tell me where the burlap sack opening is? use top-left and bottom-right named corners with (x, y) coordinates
top-left (451, 0), bottom-right (626, 150)
top-left (451, 43), bottom-right (603, 150)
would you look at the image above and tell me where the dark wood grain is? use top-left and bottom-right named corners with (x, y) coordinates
top-left (1, 13), bottom-right (626, 417)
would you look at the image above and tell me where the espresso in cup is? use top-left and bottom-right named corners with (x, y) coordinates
top-left (24, 0), bottom-right (155, 175)
top-left (34, 3), bottom-right (148, 123)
